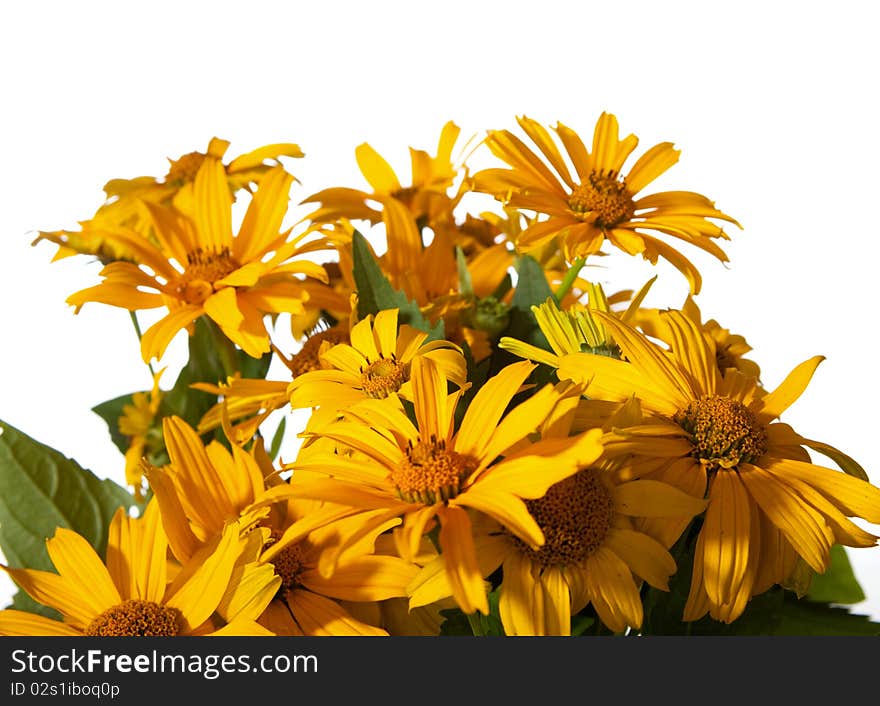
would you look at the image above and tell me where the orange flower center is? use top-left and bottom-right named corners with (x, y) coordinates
top-left (174, 247), bottom-right (240, 305)
top-left (568, 170), bottom-right (635, 228)
top-left (360, 356), bottom-right (408, 399)
top-left (84, 599), bottom-right (181, 636)
top-left (390, 437), bottom-right (477, 504)
top-left (289, 327), bottom-right (350, 377)
top-left (165, 151), bottom-right (207, 185)
top-left (674, 395), bottom-right (768, 470)
top-left (511, 468), bottom-right (614, 568)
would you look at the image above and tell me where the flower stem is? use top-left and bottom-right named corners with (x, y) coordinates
top-left (554, 256), bottom-right (586, 302)
top-left (467, 612), bottom-right (486, 637)
top-left (129, 311), bottom-right (156, 377)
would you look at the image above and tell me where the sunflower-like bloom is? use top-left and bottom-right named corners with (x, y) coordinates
top-left (119, 369), bottom-right (166, 499)
top-left (407, 395), bottom-right (706, 634)
top-left (33, 137), bottom-right (304, 262)
top-left (288, 308), bottom-right (468, 416)
top-left (634, 295), bottom-right (761, 380)
top-left (147, 416), bottom-right (415, 636)
top-left (499, 277), bottom-right (655, 366)
top-left (472, 113), bottom-right (740, 294)
top-left (66, 158), bottom-right (331, 363)
top-left (552, 310), bottom-right (880, 623)
top-left (0, 500), bottom-right (276, 636)
top-left (301, 121), bottom-right (463, 229)
top-left (287, 357), bottom-right (605, 615)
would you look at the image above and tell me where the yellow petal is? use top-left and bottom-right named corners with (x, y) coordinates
top-left (300, 556), bottom-right (417, 602)
top-left (46, 528), bottom-right (121, 611)
top-left (288, 589), bottom-right (387, 636)
top-left (613, 479), bottom-right (707, 518)
top-left (701, 470), bottom-right (752, 607)
top-left (455, 360), bottom-right (535, 460)
top-left (604, 528), bottom-right (676, 591)
top-left (498, 552), bottom-right (541, 636)
top-left (758, 356), bottom-right (825, 421)
top-left (437, 506), bottom-right (488, 616)
top-left (0, 609), bottom-right (81, 636)
top-left (355, 142), bottom-right (401, 194)
top-left (140, 306), bottom-right (203, 364)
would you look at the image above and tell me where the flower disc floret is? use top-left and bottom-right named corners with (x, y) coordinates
top-left (390, 437), bottom-right (478, 504)
top-left (674, 395), bottom-right (768, 470)
top-left (511, 468), bottom-right (614, 567)
top-left (84, 599), bottom-right (181, 637)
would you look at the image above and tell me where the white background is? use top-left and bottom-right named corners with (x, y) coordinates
top-left (2, 1), bottom-right (879, 622)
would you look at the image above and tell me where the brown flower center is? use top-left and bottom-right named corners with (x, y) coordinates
top-left (390, 437), bottom-right (477, 504)
top-left (674, 395), bottom-right (768, 471)
top-left (289, 327), bottom-right (350, 377)
top-left (84, 599), bottom-right (181, 636)
top-left (510, 468), bottom-right (614, 568)
top-left (165, 151), bottom-right (207, 185)
top-left (568, 170), bottom-right (635, 228)
top-left (271, 538), bottom-right (307, 596)
top-left (360, 356), bottom-right (408, 399)
top-left (174, 247), bottom-right (240, 305)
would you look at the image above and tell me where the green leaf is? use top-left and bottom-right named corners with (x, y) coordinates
top-left (0, 420), bottom-right (134, 611)
top-left (351, 230), bottom-right (444, 340)
top-left (805, 544), bottom-right (866, 605)
top-left (268, 416), bottom-right (287, 461)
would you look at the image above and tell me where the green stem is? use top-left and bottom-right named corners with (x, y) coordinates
top-left (467, 612), bottom-right (486, 637)
top-left (554, 256), bottom-right (586, 302)
top-left (129, 311), bottom-right (156, 376)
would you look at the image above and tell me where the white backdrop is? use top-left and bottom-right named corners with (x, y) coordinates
top-left (2, 0), bottom-right (879, 621)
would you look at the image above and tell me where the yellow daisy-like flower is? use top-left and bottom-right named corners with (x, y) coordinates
top-left (634, 295), bottom-right (761, 380)
top-left (33, 137), bottom-right (304, 262)
top-left (288, 308), bottom-right (468, 414)
top-left (553, 309), bottom-right (880, 623)
top-left (119, 369), bottom-right (166, 499)
top-left (472, 112), bottom-right (741, 294)
top-left (0, 500), bottom-right (276, 636)
top-left (287, 356), bottom-right (605, 615)
top-left (147, 416), bottom-right (413, 636)
top-left (499, 277), bottom-right (655, 367)
top-left (301, 120), bottom-right (463, 229)
top-left (407, 396), bottom-right (707, 635)
top-left (66, 158), bottom-right (330, 363)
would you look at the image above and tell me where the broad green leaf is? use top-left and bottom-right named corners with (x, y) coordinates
top-left (805, 544), bottom-right (866, 605)
top-left (0, 420), bottom-right (134, 612)
top-left (351, 230), bottom-right (444, 341)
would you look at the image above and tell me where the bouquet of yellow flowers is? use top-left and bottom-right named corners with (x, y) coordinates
top-left (3, 112), bottom-right (879, 637)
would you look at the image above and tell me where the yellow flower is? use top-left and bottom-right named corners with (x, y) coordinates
top-left (147, 416), bottom-right (415, 636)
top-left (499, 277), bottom-right (656, 367)
top-left (66, 158), bottom-right (330, 363)
top-left (407, 396), bottom-right (706, 634)
top-left (288, 308), bottom-right (468, 414)
top-left (553, 309), bottom-right (880, 623)
top-left (119, 369), bottom-right (166, 499)
top-left (33, 137), bottom-right (304, 262)
top-left (301, 121), bottom-right (464, 229)
top-left (0, 500), bottom-right (276, 636)
top-left (287, 357), bottom-right (605, 615)
top-left (634, 295), bottom-right (761, 380)
top-left (472, 112), bottom-right (740, 294)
